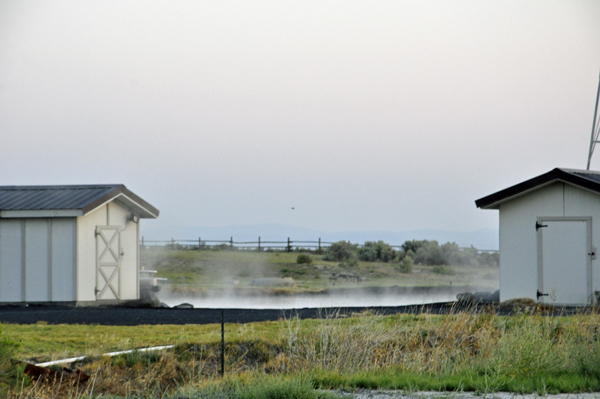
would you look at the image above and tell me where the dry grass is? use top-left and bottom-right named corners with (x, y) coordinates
top-left (7, 308), bottom-right (600, 397)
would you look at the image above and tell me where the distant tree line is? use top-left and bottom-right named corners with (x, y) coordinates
top-left (323, 239), bottom-right (499, 269)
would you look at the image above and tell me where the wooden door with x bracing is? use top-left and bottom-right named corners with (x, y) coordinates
top-left (95, 226), bottom-right (123, 300)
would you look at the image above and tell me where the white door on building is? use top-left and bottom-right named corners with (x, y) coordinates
top-left (96, 226), bottom-right (122, 300)
top-left (537, 217), bottom-right (591, 305)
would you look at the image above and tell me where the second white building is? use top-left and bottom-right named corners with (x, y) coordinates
top-left (476, 168), bottom-right (600, 306)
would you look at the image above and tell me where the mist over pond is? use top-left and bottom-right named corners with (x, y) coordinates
top-left (158, 286), bottom-right (491, 309)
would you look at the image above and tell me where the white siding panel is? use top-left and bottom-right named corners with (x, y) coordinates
top-left (24, 219), bottom-right (50, 302)
top-left (108, 202), bottom-right (138, 300)
top-left (0, 220), bottom-right (23, 301)
top-left (51, 219), bottom-right (76, 301)
top-left (499, 183), bottom-right (564, 302)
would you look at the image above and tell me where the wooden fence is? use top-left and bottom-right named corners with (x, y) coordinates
top-left (140, 236), bottom-right (498, 253)
top-left (141, 237), bottom-right (331, 252)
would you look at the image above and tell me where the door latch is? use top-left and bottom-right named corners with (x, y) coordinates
top-left (536, 221), bottom-right (548, 231)
top-left (537, 290), bottom-right (549, 299)
top-left (589, 245), bottom-right (597, 260)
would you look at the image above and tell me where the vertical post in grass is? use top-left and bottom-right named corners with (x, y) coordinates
top-left (221, 309), bottom-right (225, 378)
top-left (318, 237), bottom-right (321, 251)
top-left (230, 237), bottom-right (233, 248)
top-left (198, 237), bottom-right (201, 250)
top-left (287, 237), bottom-right (291, 252)
top-left (258, 236), bottom-right (261, 251)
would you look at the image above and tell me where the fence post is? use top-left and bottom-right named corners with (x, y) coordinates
top-left (198, 237), bottom-right (201, 250)
top-left (230, 237), bottom-right (233, 248)
top-left (258, 236), bottom-right (261, 251)
top-left (221, 309), bottom-right (225, 377)
top-left (287, 237), bottom-right (291, 253)
top-left (318, 237), bottom-right (321, 251)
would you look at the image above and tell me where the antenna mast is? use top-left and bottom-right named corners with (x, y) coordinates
top-left (586, 70), bottom-right (600, 170)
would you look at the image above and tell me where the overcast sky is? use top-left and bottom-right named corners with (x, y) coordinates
top-left (1, 1), bottom-right (599, 235)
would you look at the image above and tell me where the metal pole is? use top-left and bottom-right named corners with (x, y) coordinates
top-left (318, 237), bottom-right (321, 251)
top-left (220, 309), bottom-right (225, 378)
top-left (230, 237), bottom-right (233, 248)
top-left (587, 70), bottom-right (600, 170)
top-left (258, 236), bottom-right (261, 251)
top-left (287, 237), bottom-right (291, 253)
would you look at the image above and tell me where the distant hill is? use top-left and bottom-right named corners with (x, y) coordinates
top-left (141, 223), bottom-right (498, 250)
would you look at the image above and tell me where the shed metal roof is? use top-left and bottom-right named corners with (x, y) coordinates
top-left (0, 185), bottom-right (159, 218)
top-left (476, 168), bottom-right (600, 210)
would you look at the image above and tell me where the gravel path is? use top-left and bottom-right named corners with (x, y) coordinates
top-left (0, 300), bottom-right (583, 325)
top-left (335, 390), bottom-right (600, 398)
top-left (0, 303), bottom-right (456, 325)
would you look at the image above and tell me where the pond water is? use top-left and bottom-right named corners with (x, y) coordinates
top-left (157, 286), bottom-right (487, 309)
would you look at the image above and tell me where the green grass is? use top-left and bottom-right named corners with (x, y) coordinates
top-left (3, 321), bottom-right (284, 362)
top-left (310, 370), bottom-right (600, 395)
top-left (174, 375), bottom-right (343, 399)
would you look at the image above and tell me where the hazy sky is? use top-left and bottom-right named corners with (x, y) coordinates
top-left (1, 1), bottom-right (599, 234)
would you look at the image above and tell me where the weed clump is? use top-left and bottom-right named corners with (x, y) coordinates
top-left (296, 254), bottom-right (313, 265)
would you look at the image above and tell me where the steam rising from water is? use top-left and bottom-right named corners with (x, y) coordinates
top-left (157, 287), bottom-right (487, 309)
top-left (142, 247), bottom-right (498, 310)
top-left (160, 294), bottom-right (456, 309)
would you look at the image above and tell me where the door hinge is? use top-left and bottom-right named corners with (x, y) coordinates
top-left (537, 289), bottom-right (549, 299)
top-left (536, 221), bottom-right (548, 231)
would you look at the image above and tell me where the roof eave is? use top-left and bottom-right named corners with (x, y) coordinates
top-left (82, 186), bottom-right (160, 219)
top-left (475, 168), bottom-right (600, 210)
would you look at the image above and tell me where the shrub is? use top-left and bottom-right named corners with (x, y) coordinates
top-left (401, 239), bottom-right (499, 267)
top-left (401, 239), bottom-right (428, 254)
top-left (297, 254), bottom-right (313, 265)
top-left (395, 255), bottom-right (413, 273)
top-left (338, 257), bottom-right (359, 268)
top-left (432, 265), bottom-right (455, 275)
top-left (323, 241), bottom-right (358, 262)
top-left (357, 241), bottom-right (395, 262)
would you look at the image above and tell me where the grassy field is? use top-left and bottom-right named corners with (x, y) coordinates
top-left (4, 308), bottom-right (600, 397)
top-left (141, 248), bottom-right (499, 293)
top-left (0, 249), bottom-right (538, 398)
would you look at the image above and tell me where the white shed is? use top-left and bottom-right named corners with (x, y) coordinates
top-left (476, 168), bottom-right (600, 306)
top-left (0, 185), bottom-right (159, 305)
